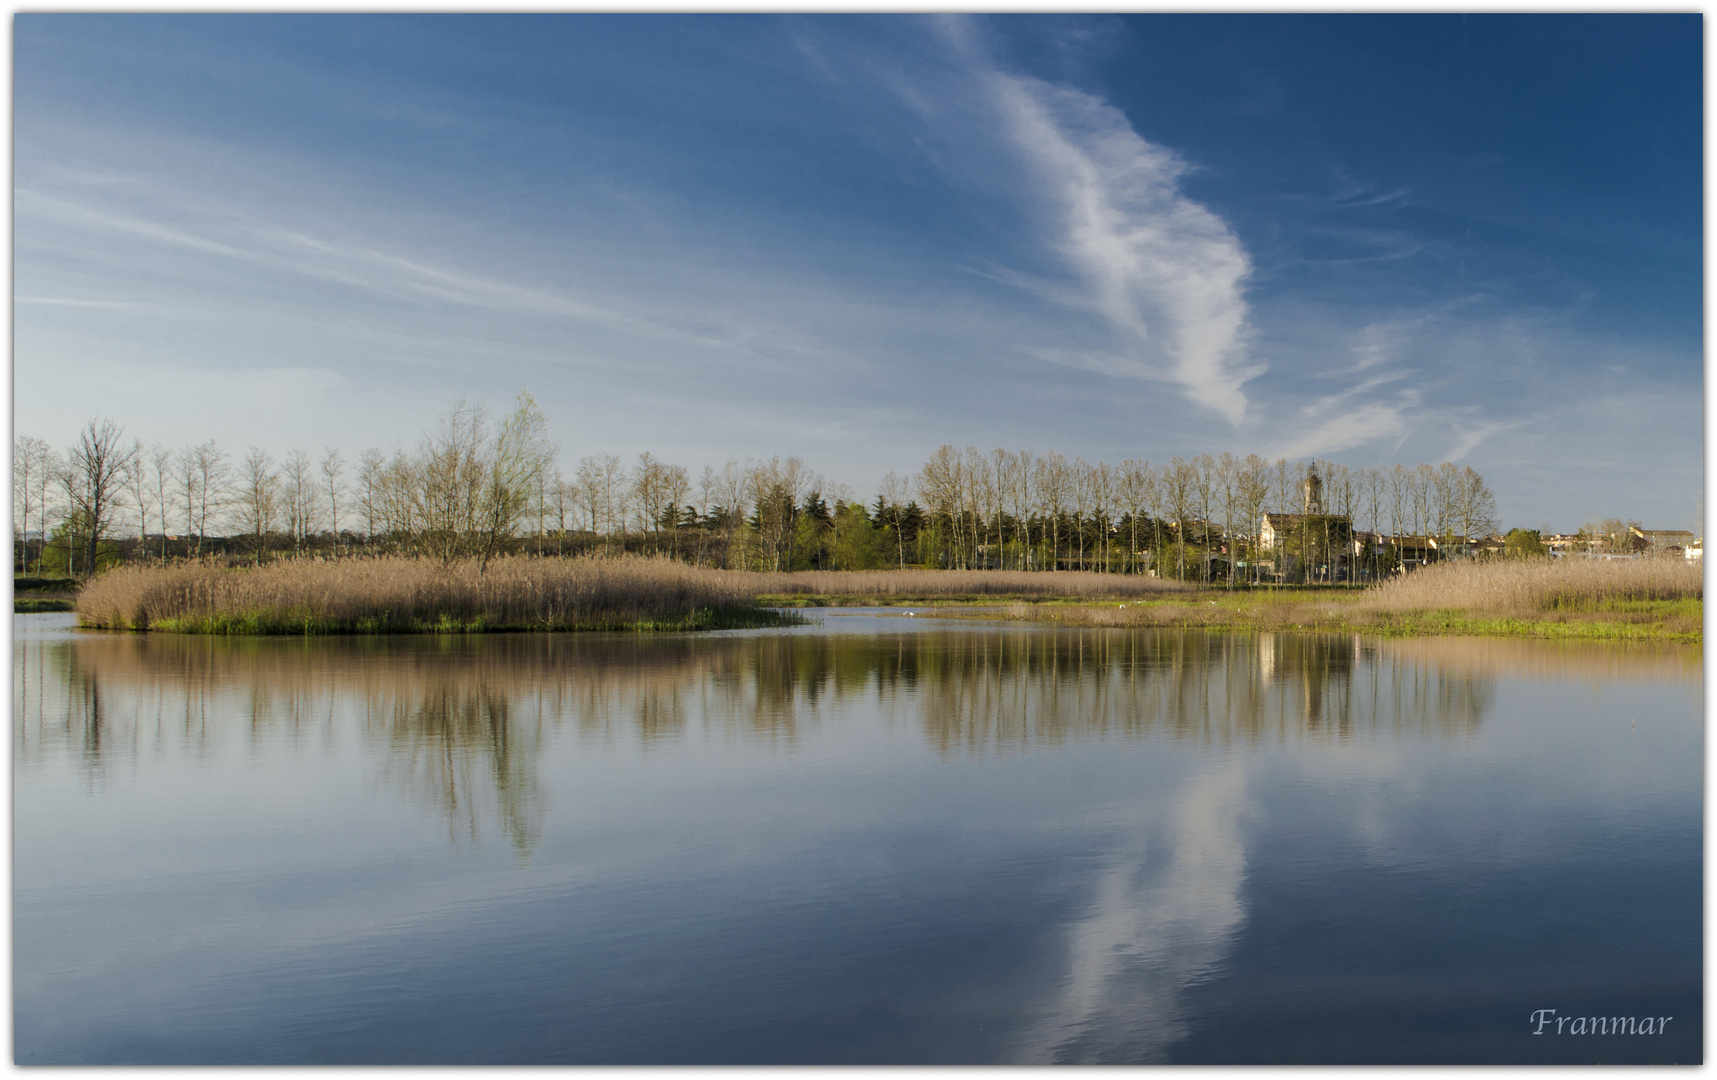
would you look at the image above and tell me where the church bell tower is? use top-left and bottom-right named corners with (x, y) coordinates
top-left (1302, 465), bottom-right (1324, 515)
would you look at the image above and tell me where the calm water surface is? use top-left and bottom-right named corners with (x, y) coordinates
top-left (13, 610), bottom-right (1702, 1063)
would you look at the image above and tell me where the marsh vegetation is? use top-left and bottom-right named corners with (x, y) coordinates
top-left (73, 556), bottom-right (798, 634)
top-left (66, 551), bottom-right (1701, 641)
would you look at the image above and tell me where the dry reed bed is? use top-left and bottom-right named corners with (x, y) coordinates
top-left (746, 568), bottom-right (1191, 599)
top-left (1363, 557), bottom-right (1703, 612)
top-left (76, 556), bottom-right (778, 632)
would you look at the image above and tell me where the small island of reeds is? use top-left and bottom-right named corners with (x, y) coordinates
top-left (74, 556), bottom-right (804, 634)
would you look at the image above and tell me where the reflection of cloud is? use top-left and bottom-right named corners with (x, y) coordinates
top-left (1013, 761), bottom-right (1249, 1064)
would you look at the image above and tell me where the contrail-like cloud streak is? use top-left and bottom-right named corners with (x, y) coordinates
top-left (988, 73), bottom-right (1260, 425)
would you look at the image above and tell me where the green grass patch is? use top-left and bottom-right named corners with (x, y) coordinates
top-left (1359, 610), bottom-right (1702, 643)
top-left (759, 593), bottom-right (1065, 608)
top-left (117, 604), bottom-right (802, 635)
top-left (14, 598), bottom-right (74, 613)
top-left (929, 594), bottom-right (1701, 644)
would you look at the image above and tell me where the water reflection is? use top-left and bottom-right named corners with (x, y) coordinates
top-left (15, 627), bottom-right (1522, 860)
top-left (1016, 761), bottom-right (1249, 1064)
top-left (11, 618), bottom-right (1703, 1064)
top-left (908, 631), bottom-right (1494, 753)
top-left (18, 627), bottom-right (1699, 839)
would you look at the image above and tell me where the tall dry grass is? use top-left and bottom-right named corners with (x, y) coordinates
top-left (76, 555), bottom-right (779, 632)
top-left (742, 568), bottom-right (1191, 599)
top-left (1364, 556), bottom-right (1703, 613)
top-left (77, 559), bottom-right (1196, 634)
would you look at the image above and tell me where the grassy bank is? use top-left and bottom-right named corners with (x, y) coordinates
top-left (753, 568), bottom-right (1192, 607)
top-left (75, 557), bottom-right (800, 634)
top-left (942, 559), bottom-right (1704, 643)
top-left (65, 556), bottom-right (1706, 641)
top-left (14, 575), bottom-right (79, 612)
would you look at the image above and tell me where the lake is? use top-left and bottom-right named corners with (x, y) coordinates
top-left (13, 610), bottom-right (1703, 1064)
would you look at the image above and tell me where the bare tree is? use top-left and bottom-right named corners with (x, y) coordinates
top-left (550, 468), bottom-right (575, 556)
top-left (14, 435), bottom-right (53, 574)
top-left (1214, 452), bottom-right (1237, 587)
top-left (417, 401), bottom-right (488, 563)
top-left (145, 445), bottom-right (173, 560)
top-left (576, 453), bottom-right (624, 555)
top-left (712, 460), bottom-right (747, 568)
top-left (321, 449), bottom-right (346, 555)
top-left (876, 470), bottom-right (912, 569)
top-left (1271, 458), bottom-right (1295, 517)
top-left (357, 448), bottom-right (384, 548)
top-left (1010, 450), bottom-right (1036, 570)
top-left (191, 441), bottom-right (230, 555)
top-left (1386, 464), bottom-right (1410, 539)
top-left (1117, 458), bottom-right (1153, 575)
top-left (1036, 451), bottom-right (1069, 571)
top-left (238, 448), bottom-right (279, 561)
top-left (1160, 457), bottom-right (1196, 580)
top-left (1234, 455), bottom-right (1270, 584)
top-left (660, 462), bottom-right (690, 558)
top-left (61, 418), bottom-right (138, 579)
top-left (1359, 466), bottom-right (1384, 579)
top-left (1430, 461), bottom-right (1459, 539)
top-left (1091, 460), bottom-right (1116, 572)
top-left (1411, 463), bottom-right (1435, 539)
top-left (173, 446), bottom-right (201, 554)
top-left (378, 449), bottom-right (420, 546)
top-left (1454, 465), bottom-right (1498, 541)
top-left (472, 391), bottom-right (555, 571)
top-left (120, 439), bottom-right (150, 560)
top-left (917, 445), bottom-right (962, 569)
top-left (751, 456), bottom-right (812, 571)
top-left (632, 452), bottom-right (673, 555)
top-left (281, 449), bottom-right (317, 556)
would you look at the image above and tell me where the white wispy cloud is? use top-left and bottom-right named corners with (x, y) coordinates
top-left (18, 185), bottom-right (773, 360)
top-left (1274, 398), bottom-right (1418, 460)
top-left (982, 70), bottom-right (1262, 425)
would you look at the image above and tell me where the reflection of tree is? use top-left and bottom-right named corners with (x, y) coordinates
top-left (19, 627), bottom-right (1698, 841)
top-left (19, 635), bottom-right (558, 855)
top-left (373, 679), bottom-right (544, 856)
top-left (903, 629), bottom-right (1495, 754)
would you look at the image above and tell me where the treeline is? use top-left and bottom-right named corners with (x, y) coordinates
top-left (19, 395), bottom-right (1508, 582)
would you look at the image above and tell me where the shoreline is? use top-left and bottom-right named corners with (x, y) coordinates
top-left (51, 559), bottom-right (1705, 643)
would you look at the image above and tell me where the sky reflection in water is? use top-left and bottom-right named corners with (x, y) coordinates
top-left (13, 613), bottom-right (1702, 1064)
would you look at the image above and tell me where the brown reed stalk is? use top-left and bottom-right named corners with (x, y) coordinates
top-left (1364, 556), bottom-right (1702, 613)
top-left (76, 554), bottom-right (770, 632)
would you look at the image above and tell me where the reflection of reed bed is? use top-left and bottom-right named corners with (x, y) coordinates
top-left (75, 556), bottom-right (798, 633)
top-left (43, 632), bottom-right (848, 751)
top-left (33, 628), bottom-right (1506, 765)
top-left (1374, 634), bottom-right (1702, 686)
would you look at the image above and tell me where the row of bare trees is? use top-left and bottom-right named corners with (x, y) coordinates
top-left (902, 446), bottom-right (1500, 579)
top-left (16, 400), bottom-right (857, 576)
top-left (17, 395), bottom-right (555, 576)
top-left (16, 405), bottom-right (1500, 582)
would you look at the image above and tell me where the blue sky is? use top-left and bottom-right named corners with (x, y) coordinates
top-left (14, 14), bottom-right (1704, 530)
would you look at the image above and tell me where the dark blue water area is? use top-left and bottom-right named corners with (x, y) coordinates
top-left (12, 619), bottom-right (1704, 1064)
top-left (1167, 805), bottom-right (1701, 1064)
